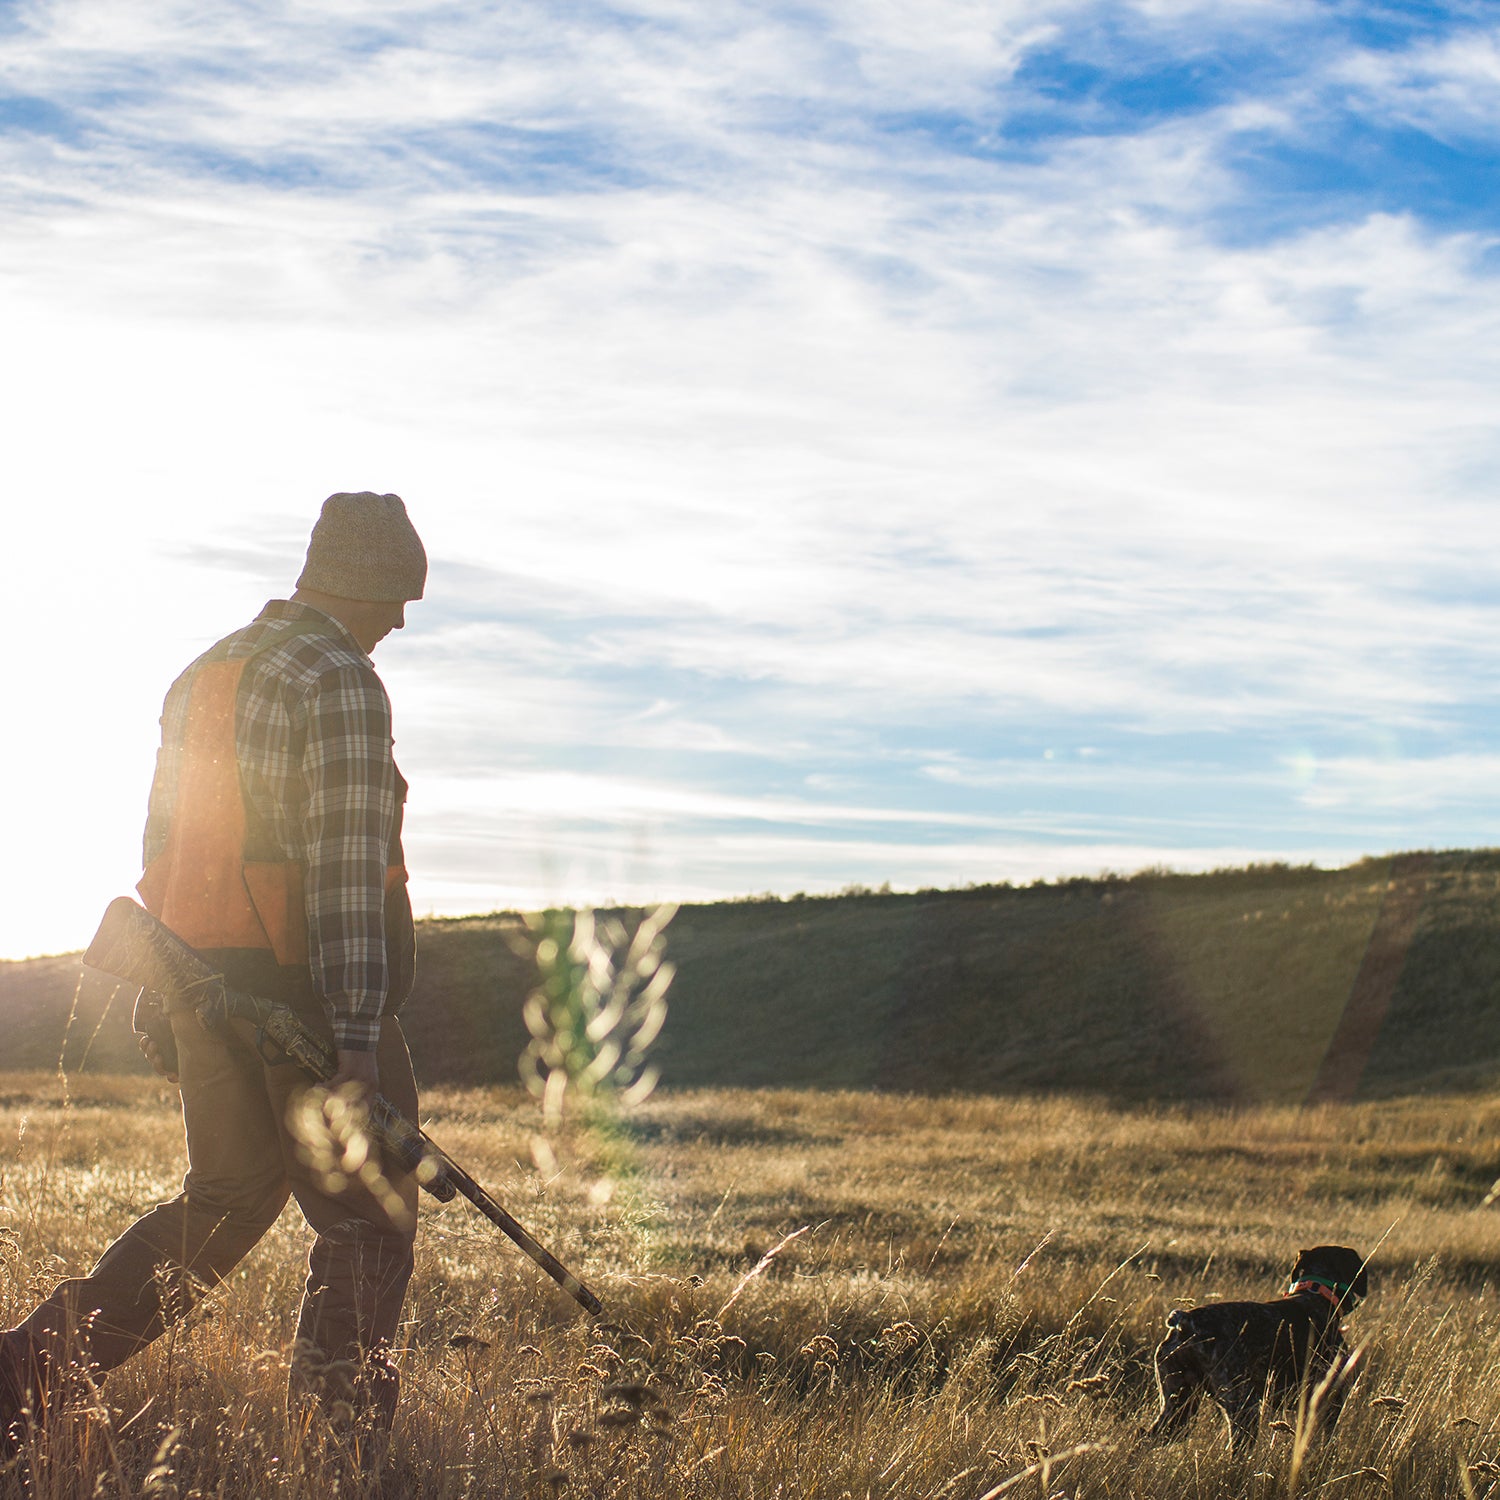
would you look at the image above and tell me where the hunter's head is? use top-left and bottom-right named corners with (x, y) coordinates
top-left (293, 491), bottom-right (427, 653)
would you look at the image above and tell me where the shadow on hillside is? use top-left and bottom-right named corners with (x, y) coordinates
top-left (8, 853), bottom-right (1500, 1103)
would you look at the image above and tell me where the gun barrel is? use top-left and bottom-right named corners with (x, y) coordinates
top-left (438, 1157), bottom-right (605, 1317)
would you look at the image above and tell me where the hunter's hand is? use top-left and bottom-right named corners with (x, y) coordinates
top-left (137, 1032), bottom-right (180, 1085)
top-left (327, 1047), bottom-right (380, 1097)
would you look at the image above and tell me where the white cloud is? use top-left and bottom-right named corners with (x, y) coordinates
top-left (1289, 751), bottom-right (1500, 813)
top-left (1337, 27), bottom-right (1500, 136)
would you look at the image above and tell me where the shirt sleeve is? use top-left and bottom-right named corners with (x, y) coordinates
top-left (300, 662), bottom-right (398, 1051)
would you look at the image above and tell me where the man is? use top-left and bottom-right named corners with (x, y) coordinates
top-left (1, 492), bottom-right (428, 1450)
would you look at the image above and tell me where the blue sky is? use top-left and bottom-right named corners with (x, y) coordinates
top-left (2, 0), bottom-right (1499, 958)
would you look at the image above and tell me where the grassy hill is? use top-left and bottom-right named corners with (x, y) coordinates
top-left (8, 849), bottom-right (1500, 1102)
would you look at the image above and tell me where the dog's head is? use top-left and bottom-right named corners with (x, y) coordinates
top-left (1289, 1244), bottom-right (1369, 1308)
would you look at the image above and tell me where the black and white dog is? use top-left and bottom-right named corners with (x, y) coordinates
top-left (1145, 1245), bottom-right (1369, 1451)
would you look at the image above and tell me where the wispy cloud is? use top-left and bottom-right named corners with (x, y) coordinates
top-left (1337, 25), bottom-right (1500, 138)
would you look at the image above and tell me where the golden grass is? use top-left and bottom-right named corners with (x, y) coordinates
top-left (1, 1075), bottom-right (1500, 1496)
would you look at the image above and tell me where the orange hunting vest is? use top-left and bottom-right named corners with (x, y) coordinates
top-left (137, 638), bottom-right (414, 1012)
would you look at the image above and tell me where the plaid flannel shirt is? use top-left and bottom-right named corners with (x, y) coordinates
top-left (143, 600), bottom-right (405, 1051)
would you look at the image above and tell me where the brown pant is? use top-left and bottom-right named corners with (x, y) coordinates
top-left (3, 1006), bottom-right (419, 1433)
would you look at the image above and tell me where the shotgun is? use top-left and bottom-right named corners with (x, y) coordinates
top-left (84, 897), bottom-right (603, 1317)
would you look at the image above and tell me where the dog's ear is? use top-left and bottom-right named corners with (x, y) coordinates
top-left (1331, 1247), bottom-right (1368, 1299)
top-left (1291, 1247), bottom-right (1325, 1274)
top-left (1327, 1248), bottom-right (1368, 1302)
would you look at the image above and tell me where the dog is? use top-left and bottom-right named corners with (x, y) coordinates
top-left (1145, 1245), bottom-right (1368, 1451)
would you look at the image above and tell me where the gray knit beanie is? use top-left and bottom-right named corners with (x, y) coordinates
top-left (296, 492), bottom-right (427, 602)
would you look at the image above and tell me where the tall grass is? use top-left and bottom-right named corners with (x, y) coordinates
top-left (0, 1077), bottom-right (1499, 1495)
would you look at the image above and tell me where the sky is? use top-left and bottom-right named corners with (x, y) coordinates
top-left (2, 0), bottom-right (1499, 960)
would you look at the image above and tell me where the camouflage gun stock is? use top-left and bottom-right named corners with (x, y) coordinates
top-left (84, 897), bottom-right (603, 1317)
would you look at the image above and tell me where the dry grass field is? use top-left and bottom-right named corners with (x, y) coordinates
top-left (1, 1076), bottom-right (1499, 1497)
